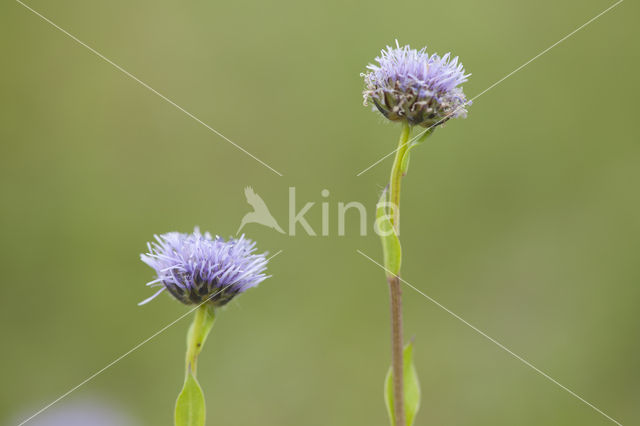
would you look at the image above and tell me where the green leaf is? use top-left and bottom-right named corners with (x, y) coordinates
top-left (375, 188), bottom-right (401, 277)
top-left (175, 370), bottom-right (206, 426)
top-left (400, 128), bottom-right (434, 176)
top-left (384, 342), bottom-right (421, 426)
top-left (399, 149), bottom-right (411, 176)
top-left (185, 304), bottom-right (216, 373)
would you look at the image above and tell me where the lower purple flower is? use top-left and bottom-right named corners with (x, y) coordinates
top-left (140, 228), bottom-right (269, 306)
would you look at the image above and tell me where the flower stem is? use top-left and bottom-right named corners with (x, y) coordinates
top-left (389, 122), bottom-right (411, 231)
top-left (185, 303), bottom-right (216, 375)
top-left (388, 121), bottom-right (410, 426)
top-left (175, 304), bottom-right (214, 426)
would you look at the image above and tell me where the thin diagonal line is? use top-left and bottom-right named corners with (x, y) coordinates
top-left (356, 0), bottom-right (624, 177)
top-left (17, 250), bottom-right (283, 426)
top-left (356, 249), bottom-right (623, 425)
top-left (16, 0), bottom-right (283, 177)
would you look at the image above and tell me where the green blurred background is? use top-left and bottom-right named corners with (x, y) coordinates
top-left (1, 0), bottom-right (638, 424)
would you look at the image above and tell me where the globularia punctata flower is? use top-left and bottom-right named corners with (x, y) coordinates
top-left (140, 228), bottom-right (269, 306)
top-left (362, 41), bottom-right (471, 426)
top-left (361, 40), bottom-right (470, 128)
top-left (140, 228), bottom-right (270, 425)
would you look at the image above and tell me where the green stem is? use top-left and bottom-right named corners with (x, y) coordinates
top-left (389, 122), bottom-right (411, 232)
top-left (388, 121), bottom-right (410, 426)
top-left (185, 303), bottom-right (216, 375)
top-left (175, 304), bottom-right (215, 426)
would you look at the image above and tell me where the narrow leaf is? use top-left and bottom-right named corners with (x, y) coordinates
top-left (376, 187), bottom-right (401, 277)
top-left (175, 371), bottom-right (206, 426)
top-left (384, 342), bottom-right (421, 426)
top-left (384, 366), bottom-right (394, 426)
top-left (400, 128), bottom-right (434, 176)
top-left (400, 149), bottom-right (411, 176)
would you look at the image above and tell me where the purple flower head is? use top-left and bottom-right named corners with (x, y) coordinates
top-left (362, 40), bottom-right (470, 128)
top-left (140, 228), bottom-right (269, 306)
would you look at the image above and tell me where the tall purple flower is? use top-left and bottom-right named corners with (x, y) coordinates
top-left (140, 228), bottom-right (269, 306)
top-left (362, 40), bottom-right (470, 127)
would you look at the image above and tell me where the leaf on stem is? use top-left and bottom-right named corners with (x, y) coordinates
top-left (384, 342), bottom-right (421, 426)
top-left (376, 187), bottom-right (401, 277)
top-left (400, 128), bottom-right (434, 176)
top-left (175, 370), bottom-right (206, 426)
